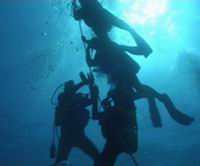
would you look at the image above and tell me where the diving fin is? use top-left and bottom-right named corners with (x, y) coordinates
top-left (161, 94), bottom-right (194, 125)
top-left (148, 97), bottom-right (162, 127)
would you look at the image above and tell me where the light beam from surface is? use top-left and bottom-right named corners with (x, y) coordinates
top-left (118, 0), bottom-right (168, 25)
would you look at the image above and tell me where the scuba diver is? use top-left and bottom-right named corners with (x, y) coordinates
top-left (92, 84), bottom-right (139, 166)
top-left (72, 0), bottom-right (132, 37)
top-left (72, 0), bottom-right (152, 52)
top-left (82, 36), bottom-right (194, 126)
top-left (72, 0), bottom-right (153, 59)
top-left (53, 72), bottom-right (100, 166)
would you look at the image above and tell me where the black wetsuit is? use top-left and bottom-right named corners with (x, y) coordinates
top-left (55, 92), bottom-right (99, 165)
top-left (86, 37), bottom-right (140, 86)
top-left (96, 86), bottom-right (138, 166)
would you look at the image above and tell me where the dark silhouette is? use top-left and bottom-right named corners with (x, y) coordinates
top-left (73, 0), bottom-right (152, 55)
top-left (92, 85), bottom-right (139, 166)
top-left (53, 73), bottom-right (100, 165)
top-left (73, 0), bottom-right (132, 38)
top-left (72, 0), bottom-right (194, 126)
top-left (72, 0), bottom-right (167, 127)
top-left (83, 36), bottom-right (194, 126)
top-left (69, 2), bottom-right (194, 165)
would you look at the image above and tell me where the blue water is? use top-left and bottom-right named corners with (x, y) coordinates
top-left (0, 0), bottom-right (200, 165)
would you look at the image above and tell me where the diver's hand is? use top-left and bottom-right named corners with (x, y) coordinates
top-left (87, 72), bottom-right (94, 85)
top-left (79, 72), bottom-right (94, 85)
top-left (81, 36), bottom-right (88, 43)
top-left (79, 72), bottom-right (89, 85)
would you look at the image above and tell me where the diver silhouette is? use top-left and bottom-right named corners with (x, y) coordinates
top-left (72, 0), bottom-right (151, 46)
top-left (82, 36), bottom-right (194, 126)
top-left (92, 84), bottom-right (139, 166)
top-left (71, 0), bottom-right (194, 126)
top-left (53, 73), bottom-right (100, 166)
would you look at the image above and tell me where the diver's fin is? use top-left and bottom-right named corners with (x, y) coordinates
top-left (148, 97), bottom-right (162, 127)
top-left (161, 94), bottom-right (194, 125)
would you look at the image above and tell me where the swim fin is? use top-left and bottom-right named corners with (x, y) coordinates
top-left (161, 94), bottom-right (194, 125)
top-left (148, 97), bottom-right (162, 127)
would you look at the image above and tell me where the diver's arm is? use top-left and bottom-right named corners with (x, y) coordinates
top-left (73, 9), bottom-right (83, 20)
top-left (73, 71), bottom-right (93, 93)
top-left (81, 36), bottom-right (96, 67)
top-left (81, 36), bottom-right (94, 67)
top-left (72, 81), bottom-right (86, 92)
top-left (92, 96), bottom-right (99, 120)
top-left (72, 0), bottom-right (84, 21)
top-left (72, 79), bottom-right (91, 93)
top-left (82, 97), bottom-right (93, 107)
top-left (85, 45), bottom-right (95, 67)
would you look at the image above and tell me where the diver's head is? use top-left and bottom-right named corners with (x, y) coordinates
top-left (64, 80), bottom-right (75, 94)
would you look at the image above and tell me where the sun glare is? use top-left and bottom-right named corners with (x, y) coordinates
top-left (119, 0), bottom-right (168, 25)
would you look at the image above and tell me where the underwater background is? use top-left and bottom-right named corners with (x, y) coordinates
top-left (0, 0), bottom-right (200, 165)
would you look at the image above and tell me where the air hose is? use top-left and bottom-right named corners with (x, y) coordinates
top-left (50, 83), bottom-right (65, 105)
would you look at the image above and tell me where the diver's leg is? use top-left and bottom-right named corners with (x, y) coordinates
top-left (147, 97), bottom-right (162, 127)
top-left (132, 75), bottom-right (164, 100)
top-left (133, 76), bottom-right (194, 125)
top-left (76, 134), bottom-right (100, 165)
top-left (54, 135), bottom-right (73, 165)
top-left (130, 75), bottom-right (163, 127)
top-left (98, 141), bottom-right (121, 166)
top-left (125, 126), bottom-right (138, 154)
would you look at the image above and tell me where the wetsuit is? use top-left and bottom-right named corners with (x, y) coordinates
top-left (55, 92), bottom-right (99, 165)
top-left (95, 86), bottom-right (138, 166)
